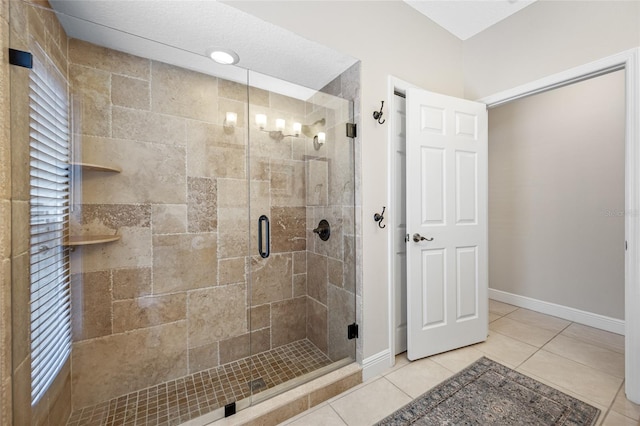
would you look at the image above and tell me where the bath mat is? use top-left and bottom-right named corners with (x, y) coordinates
top-left (376, 357), bottom-right (600, 425)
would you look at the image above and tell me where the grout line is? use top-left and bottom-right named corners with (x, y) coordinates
top-left (515, 320), bottom-right (574, 369)
top-left (382, 373), bottom-right (414, 401)
top-left (326, 404), bottom-right (350, 426)
top-left (600, 380), bottom-right (624, 425)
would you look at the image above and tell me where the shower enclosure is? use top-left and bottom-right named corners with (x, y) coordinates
top-left (9, 1), bottom-right (358, 424)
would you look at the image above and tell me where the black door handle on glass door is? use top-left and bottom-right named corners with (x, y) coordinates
top-left (258, 215), bottom-right (270, 258)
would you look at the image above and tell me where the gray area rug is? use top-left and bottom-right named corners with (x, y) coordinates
top-left (377, 357), bottom-right (600, 425)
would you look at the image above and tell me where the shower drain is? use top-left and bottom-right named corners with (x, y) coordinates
top-left (248, 377), bottom-right (267, 392)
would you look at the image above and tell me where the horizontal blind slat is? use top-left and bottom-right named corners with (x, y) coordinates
top-left (31, 309), bottom-right (70, 352)
top-left (30, 273), bottom-right (69, 300)
top-left (30, 139), bottom-right (69, 163)
top-left (31, 345), bottom-right (70, 401)
top-left (29, 158), bottom-right (69, 176)
top-left (30, 71), bottom-right (68, 110)
top-left (29, 105), bottom-right (69, 138)
top-left (29, 147), bottom-right (69, 167)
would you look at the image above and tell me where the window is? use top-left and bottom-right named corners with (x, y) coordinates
top-left (28, 42), bottom-right (71, 405)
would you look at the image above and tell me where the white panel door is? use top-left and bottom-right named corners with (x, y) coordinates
top-left (406, 88), bottom-right (488, 361)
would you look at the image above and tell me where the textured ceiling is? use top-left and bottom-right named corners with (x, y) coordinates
top-left (49, 0), bottom-right (358, 95)
top-left (50, 0), bottom-right (538, 95)
top-left (404, 0), bottom-right (537, 40)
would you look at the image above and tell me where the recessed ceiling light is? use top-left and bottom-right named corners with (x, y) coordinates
top-left (207, 48), bottom-right (239, 65)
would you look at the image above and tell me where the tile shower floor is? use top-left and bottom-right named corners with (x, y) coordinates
top-left (67, 339), bottom-right (332, 426)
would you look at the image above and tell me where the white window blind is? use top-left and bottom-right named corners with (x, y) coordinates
top-left (28, 42), bottom-right (72, 405)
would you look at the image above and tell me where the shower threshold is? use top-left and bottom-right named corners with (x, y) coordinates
top-left (67, 339), bottom-right (334, 426)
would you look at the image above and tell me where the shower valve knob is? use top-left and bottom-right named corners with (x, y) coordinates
top-left (313, 220), bottom-right (331, 241)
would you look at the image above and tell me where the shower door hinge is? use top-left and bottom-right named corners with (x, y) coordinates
top-left (9, 49), bottom-right (33, 69)
top-left (224, 402), bottom-right (236, 417)
top-left (347, 322), bottom-right (359, 340)
top-left (346, 123), bottom-right (357, 138)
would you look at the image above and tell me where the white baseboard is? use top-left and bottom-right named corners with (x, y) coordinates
top-left (362, 349), bottom-right (392, 381)
top-left (489, 289), bottom-right (624, 335)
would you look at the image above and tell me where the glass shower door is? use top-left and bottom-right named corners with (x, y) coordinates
top-left (247, 71), bottom-right (356, 404)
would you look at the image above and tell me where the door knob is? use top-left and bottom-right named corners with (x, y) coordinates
top-left (413, 233), bottom-right (434, 243)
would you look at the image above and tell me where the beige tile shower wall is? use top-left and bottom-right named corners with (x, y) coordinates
top-left (0, 0), bottom-right (11, 423)
top-left (305, 63), bottom-right (359, 362)
top-left (67, 39), bottom-right (316, 409)
top-left (7, 1), bottom-right (72, 424)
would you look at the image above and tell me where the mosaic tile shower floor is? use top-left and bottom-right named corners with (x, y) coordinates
top-left (67, 339), bottom-right (332, 426)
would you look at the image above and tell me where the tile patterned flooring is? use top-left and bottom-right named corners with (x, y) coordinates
top-left (281, 301), bottom-right (640, 426)
top-left (67, 339), bottom-right (332, 426)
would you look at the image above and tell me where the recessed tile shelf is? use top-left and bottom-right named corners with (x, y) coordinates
top-left (65, 235), bottom-right (121, 247)
top-left (67, 161), bottom-right (122, 247)
top-left (70, 162), bottom-right (121, 173)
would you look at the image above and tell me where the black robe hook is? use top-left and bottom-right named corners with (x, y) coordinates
top-left (373, 101), bottom-right (385, 124)
top-left (374, 207), bottom-right (386, 229)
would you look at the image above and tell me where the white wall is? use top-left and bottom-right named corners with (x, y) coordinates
top-left (489, 70), bottom-right (626, 319)
top-left (464, 0), bottom-right (640, 100)
top-left (225, 1), bottom-right (464, 366)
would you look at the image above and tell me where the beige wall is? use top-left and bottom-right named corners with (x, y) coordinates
top-left (227, 0), bottom-right (465, 363)
top-left (464, 0), bottom-right (640, 100)
top-left (489, 70), bottom-right (625, 319)
top-left (466, 0), bottom-right (639, 319)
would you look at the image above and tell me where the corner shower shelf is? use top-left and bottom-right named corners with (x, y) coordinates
top-left (65, 235), bottom-right (121, 247)
top-left (70, 162), bottom-right (121, 173)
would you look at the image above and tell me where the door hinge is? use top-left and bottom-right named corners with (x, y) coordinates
top-left (347, 323), bottom-right (358, 340)
top-left (346, 123), bottom-right (357, 138)
top-left (625, 240), bottom-right (628, 251)
top-left (9, 49), bottom-right (33, 69)
top-left (224, 402), bottom-right (236, 417)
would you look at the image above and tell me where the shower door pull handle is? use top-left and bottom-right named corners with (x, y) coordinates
top-left (258, 215), bottom-right (270, 258)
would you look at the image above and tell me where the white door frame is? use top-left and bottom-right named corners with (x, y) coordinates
top-left (387, 76), bottom-right (419, 364)
top-left (387, 47), bottom-right (640, 403)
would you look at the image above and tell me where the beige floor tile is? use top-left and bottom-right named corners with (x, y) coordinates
top-left (488, 299), bottom-right (518, 316)
top-left (330, 377), bottom-right (411, 426)
top-left (490, 316), bottom-right (559, 347)
top-left (283, 404), bottom-right (347, 426)
top-left (601, 410), bottom-right (638, 426)
top-left (612, 385), bottom-right (640, 421)
top-left (519, 350), bottom-right (622, 407)
top-left (428, 345), bottom-right (485, 373)
top-left (561, 323), bottom-right (625, 354)
top-left (473, 331), bottom-right (538, 367)
top-left (385, 358), bottom-right (453, 398)
top-left (382, 353), bottom-right (410, 376)
top-left (488, 312), bottom-right (502, 323)
top-left (324, 377), bottom-right (379, 405)
top-left (543, 334), bottom-right (625, 378)
top-left (505, 308), bottom-right (571, 333)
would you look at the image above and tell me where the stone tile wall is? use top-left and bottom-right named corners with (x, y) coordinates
top-left (1, 2), bottom-right (359, 422)
top-left (310, 63), bottom-right (361, 363)
top-left (0, 0), bottom-right (11, 423)
top-left (68, 39), bottom-right (356, 410)
top-left (7, 1), bottom-right (73, 424)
